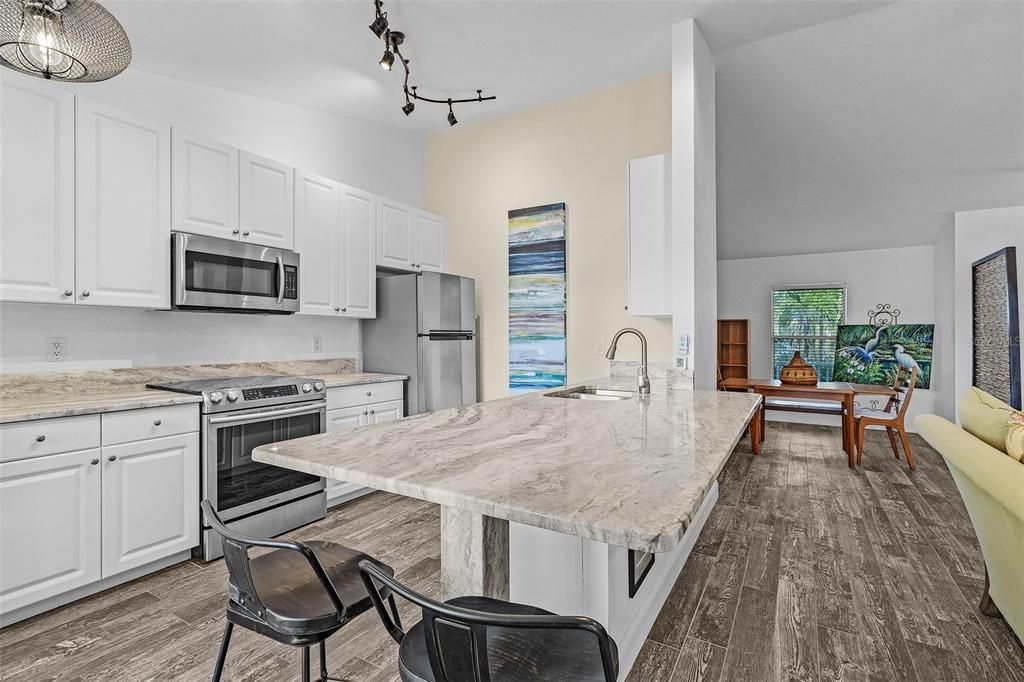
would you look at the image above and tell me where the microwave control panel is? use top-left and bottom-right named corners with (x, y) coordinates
top-left (283, 266), bottom-right (298, 300)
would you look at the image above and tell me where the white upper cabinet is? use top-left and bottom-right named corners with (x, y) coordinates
top-left (377, 199), bottom-right (446, 272)
top-left (294, 170), bottom-right (340, 316)
top-left (377, 198), bottom-right (415, 269)
top-left (416, 210), bottom-right (446, 272)
top-left (75, 99), bottom-right (171, 309)
top-left (339, 185), bottom-right (377, 318)
top-left (0, 77), bottom-right (76, 304)
top-left (239, 151), bottom-right (294, 249)
top-left (171, 130), bottom-right (239, 240)
top-left (628, 153), bottom-right (672, 318)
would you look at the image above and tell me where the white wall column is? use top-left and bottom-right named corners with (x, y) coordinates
top-left (671, 20), bottom-right (717, 390)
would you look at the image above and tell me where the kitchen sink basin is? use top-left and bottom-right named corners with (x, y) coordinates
top-left (544, 386), bottom-right (634, 401)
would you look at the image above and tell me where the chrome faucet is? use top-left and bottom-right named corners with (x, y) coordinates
top-left (605, 328), bottom-right (651, 394)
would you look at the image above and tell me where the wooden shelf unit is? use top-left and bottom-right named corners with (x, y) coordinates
top-left (718, 319), bottom-right (751, 386)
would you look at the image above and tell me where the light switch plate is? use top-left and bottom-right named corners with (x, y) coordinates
top-left (312, 336), bottom-right (322, 353)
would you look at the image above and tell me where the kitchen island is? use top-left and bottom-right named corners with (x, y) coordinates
top-left (253, 376), bottom-right (760, 677)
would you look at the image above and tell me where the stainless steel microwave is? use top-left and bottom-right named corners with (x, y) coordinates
top-left (171, 233), bottom-right (300, 313)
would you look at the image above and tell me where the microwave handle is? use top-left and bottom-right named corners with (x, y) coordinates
top-left (276, 256), bottom-right (285, 304)
top-left (208, 403), bottom-right (323, 425)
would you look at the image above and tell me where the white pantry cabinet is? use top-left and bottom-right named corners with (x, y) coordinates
top-left (0, 448), bottom-right (102, 614)
top-left (627, 153), bottom-right (672, 318)
top-left (239, 151), bottom-right (294, 249)
top-left (171, 130), bottom-right (239, 240)
top-left (377, 199), bottom-right (446, 272)
top-left (76, 99), bottom-right (171, 309)
top-left (0, 77), bottom-right (76, 304)
top-left (339, 184), bottom-right (377, 317)
top-left (295, 170), bottom-right (341, 316)
top-left (101, 432), bottom-right (199, 577)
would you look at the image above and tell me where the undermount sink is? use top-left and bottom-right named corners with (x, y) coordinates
top-left (544, 386), bottom-right (635, 401)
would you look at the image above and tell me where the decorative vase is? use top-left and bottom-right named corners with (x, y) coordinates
top-left (780, 351), bottom-right (819, 385)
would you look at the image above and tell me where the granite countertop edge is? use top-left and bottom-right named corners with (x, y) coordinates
top-left (0, 371), bottom-right (409, 424)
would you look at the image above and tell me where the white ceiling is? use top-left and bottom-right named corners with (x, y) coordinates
top-left (715, 0), bottom-right (1024, 258)
top-left (104, 1), bottom-right (1023, 259)
top-left (105, 0), bottom-right (889, 132)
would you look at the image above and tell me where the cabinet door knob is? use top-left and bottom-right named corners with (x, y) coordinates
top-left (107, 455), bottom-right (117, 462)
top-left (81, 290), bottom-right (90, 297)
top-left (369, 409), bottom-right (375, 415)
top-left (341, 307), bottom-right (347, 313)
top-left (35, 434), bottom-right (46, 442)
top-left (242, 231), bottom-right (250, 237)
top-left (153, 419), bottom-right (162, 426)
top-left (63, 289), bottom-right (73, 297)
top-left (334, 307), bottom-right (340, 312)
top-left (90, 458), bottom-right (99, 466)
top-left (363, 410), bottom-right (368, 416)
top-left (232, 228), bottom-right (240, 235)
top-left (366, 391), bottom-right (372, 397)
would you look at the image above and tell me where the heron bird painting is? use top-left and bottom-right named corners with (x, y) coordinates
top-left (832, 324), bottom-right (934, 388)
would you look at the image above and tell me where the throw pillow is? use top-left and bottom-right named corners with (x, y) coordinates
top-left (1007, 412), bottom-right (1024, 464)
top-left (959, 387), bottom-right (1014, 453)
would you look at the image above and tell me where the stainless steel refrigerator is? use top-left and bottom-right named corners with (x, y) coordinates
top-left (362, 272), bottom-right (477, 415)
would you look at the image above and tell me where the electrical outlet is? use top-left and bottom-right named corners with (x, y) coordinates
top-left (312, 336), bottom-right (322, 353)
top-left (46, 337), bottom-right (67, 362)
top-left (595, 337), bottom-right (606, 356)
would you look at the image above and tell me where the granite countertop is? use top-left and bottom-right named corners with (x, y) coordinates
top-left (253, 377), bottom-right (761, 553)
top-left (0, 360), bottom-right (406, 424)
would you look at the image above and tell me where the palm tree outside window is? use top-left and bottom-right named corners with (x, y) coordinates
top-left (771, 286), bottom-right (847, 381)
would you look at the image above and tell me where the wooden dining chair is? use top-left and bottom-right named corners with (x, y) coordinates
top-left (855, 366), bottom-right (918, 470)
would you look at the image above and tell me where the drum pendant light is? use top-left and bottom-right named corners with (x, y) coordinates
top-left (0, 0), bottom-right (131, 82)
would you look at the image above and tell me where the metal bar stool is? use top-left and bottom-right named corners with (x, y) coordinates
top-left (358, 558), bottom-right (619, 682)
top-left (201, 500), bottom-right (400, 682)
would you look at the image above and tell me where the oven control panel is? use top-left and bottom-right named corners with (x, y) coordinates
top-left (243, 385), bottom-right (299, 401)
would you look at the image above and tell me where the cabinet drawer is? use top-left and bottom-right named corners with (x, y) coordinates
top-left (0, 415), bottom-right (101, 463)
top-left (327, 381), bottom-right (404, 410)
top-left (102, 405), bottom-right (199, 446)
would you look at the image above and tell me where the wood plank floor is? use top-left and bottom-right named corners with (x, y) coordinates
top-left (1, 423), bottom-right (1021, 681)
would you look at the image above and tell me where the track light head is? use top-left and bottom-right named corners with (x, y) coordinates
top-left (402, 100), bottom-right (415, 116)
top-left (369, 13), bottom-right (388, 38)
top-left (447, 106), bottom-right (457, 127)
top-left (379, 48), bottom-right (394, 71)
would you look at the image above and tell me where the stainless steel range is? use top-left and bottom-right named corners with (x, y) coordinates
top-left (147, 375), bottom-right (327, 560)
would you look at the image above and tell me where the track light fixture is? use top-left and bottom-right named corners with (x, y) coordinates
top-left (368, 0), bottom-right (494, 126)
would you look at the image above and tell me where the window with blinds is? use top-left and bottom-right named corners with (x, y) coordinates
top-left (771, 286), bottom-right (846, 381)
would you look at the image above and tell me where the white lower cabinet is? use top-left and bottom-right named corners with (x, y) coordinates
top-left (101, 433), bottom-right (199, 577)
top-left (0, 448), bottom-right (101, 614)
top-left (324, 385), bottom-right (404, 506)
top-left (0, 408), bottom-right (199, 622)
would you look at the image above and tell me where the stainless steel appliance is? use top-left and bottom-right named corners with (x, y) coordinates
top-left (147, 375), bottom-right (327, 560)
top-left (362, 272), bottom-right (477, 415)
top-left (172, 232), bottom-right (300, 314)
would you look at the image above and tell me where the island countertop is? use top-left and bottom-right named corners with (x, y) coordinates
top-left (253, 377), bottom-right (760, 553)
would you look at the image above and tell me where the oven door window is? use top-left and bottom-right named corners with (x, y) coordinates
top-left (186, 251), bottom-right (279, 298)
top-left (216, 412), bottom-right (321, 512)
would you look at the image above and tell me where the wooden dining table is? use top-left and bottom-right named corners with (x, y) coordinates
top-left (721, 378), bottom-right (897, 467)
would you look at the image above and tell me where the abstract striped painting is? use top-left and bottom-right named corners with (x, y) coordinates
top-left (509, 203), bottom-right (567, 394)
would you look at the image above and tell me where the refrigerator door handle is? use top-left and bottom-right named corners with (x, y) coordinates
top-left (419, 331), bottom-right (474, 340)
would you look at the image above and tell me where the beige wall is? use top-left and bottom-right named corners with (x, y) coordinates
top-left (424, 73), bottom-right (673, 401)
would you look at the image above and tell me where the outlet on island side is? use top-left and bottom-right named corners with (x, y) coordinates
top-left (312, 336), bottom-right (322, 353)
top-left (46, 337), bottom-right (67, 362)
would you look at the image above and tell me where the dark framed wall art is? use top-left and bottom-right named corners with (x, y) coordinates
top-left (972, 247), bottom-right (1021, 409)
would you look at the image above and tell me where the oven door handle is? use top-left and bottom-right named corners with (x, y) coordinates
top-left (208, 403), bottom-right (324, 425)
top-left (276, 256), bottom-right (285, 304)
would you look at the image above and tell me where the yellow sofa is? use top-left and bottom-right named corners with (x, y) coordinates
top-left (916, 408), bottom-right (1024, 642)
